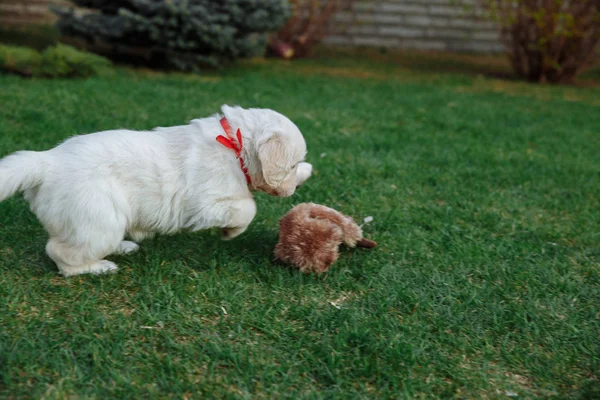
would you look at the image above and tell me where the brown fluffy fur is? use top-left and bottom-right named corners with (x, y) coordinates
top-left (274, 203), bottom-right (377, 273)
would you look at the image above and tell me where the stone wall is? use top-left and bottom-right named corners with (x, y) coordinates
top-left (0, 0), bottom-right (69, 25)
top-left (325, 0), bottom-right (504, 53)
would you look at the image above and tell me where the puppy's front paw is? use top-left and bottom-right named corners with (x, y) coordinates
top-left (296, 162), bottom-right (312, 187)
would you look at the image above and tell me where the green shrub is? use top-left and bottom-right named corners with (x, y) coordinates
top-left (480, 0), bottom-right (600, 83)
top-left (53, 0), bottom-right (292, 72)
top-left (0, 44), bottom-right (112, 78)
top-left (0, 45), bottom-right (42, 76)
top-left (39, 44), bottom-right (112, 78)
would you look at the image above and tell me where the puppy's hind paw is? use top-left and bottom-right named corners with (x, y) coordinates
top-left (90, 260), bottom-right (119, 275)
top-left (60, 260), bottom-right (119, 277)
top-left (114, 240), bottom-right (140, 255)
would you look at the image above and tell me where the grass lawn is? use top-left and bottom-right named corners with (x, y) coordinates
top-left (0, 53), bottom-right (599, 398)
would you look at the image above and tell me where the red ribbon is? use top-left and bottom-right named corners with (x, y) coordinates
top-left (217, 117), bottom-right (252, 185)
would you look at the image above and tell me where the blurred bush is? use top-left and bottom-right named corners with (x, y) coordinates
top-left (269, 0), bottom-right (354, 59)
top-left (483, 0), bottom-right (600, 83)
top-left (0, 43), bottom-right (112, 78)
top-left (53, 0), bottom-right (291, 71)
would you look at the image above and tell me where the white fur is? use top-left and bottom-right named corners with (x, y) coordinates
top-left (0, 105), bottom-right (310, 276)
top-left (296, 162), bottom-right (313, 187)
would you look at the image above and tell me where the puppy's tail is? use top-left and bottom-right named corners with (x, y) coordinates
top-left (0, 151), bottom-right (46, 201)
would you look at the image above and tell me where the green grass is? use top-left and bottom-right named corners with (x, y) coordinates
top-left (0, 55), bottom-right (599, 399)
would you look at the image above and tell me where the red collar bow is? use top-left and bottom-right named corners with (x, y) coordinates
top-left (216, 117), bottom-right (252, 185)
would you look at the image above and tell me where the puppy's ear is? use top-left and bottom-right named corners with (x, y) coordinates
top-left (258, 134), bottom-right (289, 186)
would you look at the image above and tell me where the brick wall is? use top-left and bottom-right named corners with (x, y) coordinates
top-left (0, 0), bottom-right (69, 26)
top-left (325, 0), bottom-right (504, 53)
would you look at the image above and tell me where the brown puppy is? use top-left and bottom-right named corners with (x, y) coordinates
top-left (274, 203), bottom-right (376, 273)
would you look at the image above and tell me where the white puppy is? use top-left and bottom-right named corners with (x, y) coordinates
top-left (0, 105), bottom-right (311, 276)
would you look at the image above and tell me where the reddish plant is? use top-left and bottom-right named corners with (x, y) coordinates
top-left (269, 0), bottom-right (355, 59)
top-left (484, 0), bottom-right (600, 83)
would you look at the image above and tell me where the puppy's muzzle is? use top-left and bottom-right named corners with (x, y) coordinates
top-left (296, 162), bottom-right (312, 189)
